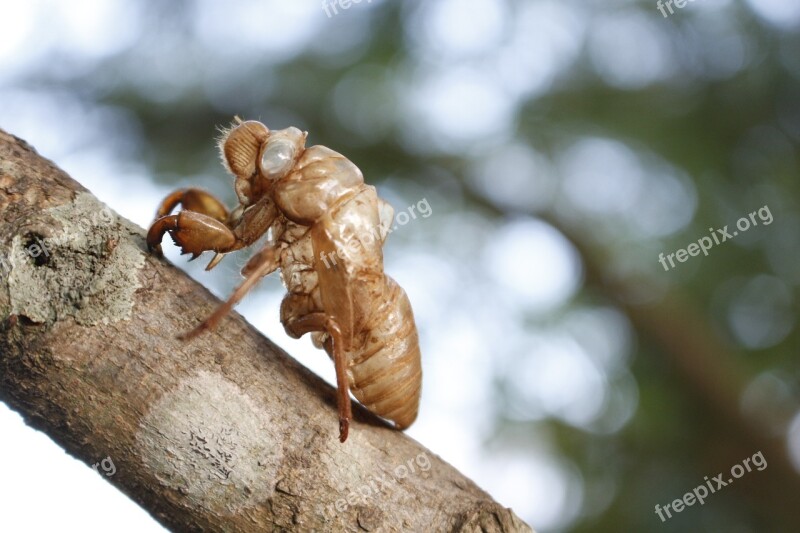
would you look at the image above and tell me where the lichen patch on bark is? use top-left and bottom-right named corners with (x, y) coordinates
top-left (135, 371), bottom-right (283, 515)
top-left (5, 192), bottom-right (144, 324)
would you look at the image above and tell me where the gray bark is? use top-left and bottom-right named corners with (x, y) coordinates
top-left (0, 129), bottom-right (533, 533)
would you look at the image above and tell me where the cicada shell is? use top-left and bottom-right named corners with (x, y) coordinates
top-left (147, 119), bottom-right (422, 442)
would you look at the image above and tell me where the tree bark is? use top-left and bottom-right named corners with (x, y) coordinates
top-left (0, 129), bottom-right (533, 533)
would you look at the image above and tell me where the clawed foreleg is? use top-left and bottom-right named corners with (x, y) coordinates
top-left (147, 210), bottom-right (239, 260)
top-left (147, 192), bottom-right (278, 271)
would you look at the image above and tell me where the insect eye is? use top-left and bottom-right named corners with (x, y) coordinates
top-left (260, 139), bottom-right (296, 178)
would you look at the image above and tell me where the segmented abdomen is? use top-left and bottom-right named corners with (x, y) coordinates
top-left (346, 276), bottom-right (422, 429)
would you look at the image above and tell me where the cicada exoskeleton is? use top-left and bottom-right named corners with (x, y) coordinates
top-left (147, 119), bottom-right (422, 442)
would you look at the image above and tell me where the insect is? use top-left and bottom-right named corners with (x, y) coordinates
top-left (147, 119), bottom-right (422, 442)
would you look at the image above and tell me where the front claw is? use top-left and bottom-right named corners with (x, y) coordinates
top-left (147, 211), bottom-right (238, 258)
top-left (155, 188), bottom-right (230, 222)
top-left (146, 216), bottom-right (176, 256)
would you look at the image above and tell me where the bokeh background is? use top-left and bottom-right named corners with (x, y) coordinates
top-left (1, 0), bottom-right (799, 531)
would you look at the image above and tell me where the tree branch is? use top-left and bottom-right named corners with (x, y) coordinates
top-left (0, 129), bottom-right (533, 533)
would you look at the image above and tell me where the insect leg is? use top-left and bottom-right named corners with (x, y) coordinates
top-left (155, 188), bottom-right (230, 221)
top-left (282, 309), bottom-right (326, 338)
top-left (282, 312), bottom-right (353, 443)
top-left (206, 198), bottom-right (282, 271)
top-left (328, 318), bottom-right (353, 443)
top-left (147, 211), bottom-right (238, 258)
top-left (148, 196), bottom-right (278, 266)
top-left (179, 244), bottom-right (282, 341)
